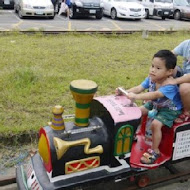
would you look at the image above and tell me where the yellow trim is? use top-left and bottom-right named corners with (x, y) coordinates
top-left (38, 134), bottom-right (50, 164)
top-left (54, 137), bottom-right (103, 160)
top-left (51, 124), bottom-right (65, 131)
top-left (116, 139), bottom-right (122, 154)
top-left (75, 107), bottom-right (90, 118)
top-left (71, 91), bottom-right (95, 104)
top-left (65, 156), bottom-right (100, 174)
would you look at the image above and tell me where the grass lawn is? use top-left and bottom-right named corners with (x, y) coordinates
top-left (0, 31), bottom-right (189, 141)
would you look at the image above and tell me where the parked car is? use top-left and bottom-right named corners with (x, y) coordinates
top-left (103, 0), bottom-right (145, 20)
top-left (68, 0), bottom-right (104, 19)
top-left (173, 0), bottom-right (190, 20)
top-left (14, 0), bottom-right (55, 19)
top-left (138, 0), bottom-right (173, 20)
top-left (0, 0), bottom-right (14, 9)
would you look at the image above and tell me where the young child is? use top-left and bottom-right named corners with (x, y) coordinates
top-left (117, 50), bottom-right (182, 164)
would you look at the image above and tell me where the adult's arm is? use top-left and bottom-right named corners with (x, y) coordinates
top-left (163, 74), bottom-right (190, 85)
top-left (173, 74), bottom-right (190, 85)
top-left (172, 39), bottom-right (190, 57)
top-left (172, 50), bottom-right (178, 56)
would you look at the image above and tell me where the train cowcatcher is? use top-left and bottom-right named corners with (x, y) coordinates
top-left (16, 79), bottom-right (190, 189)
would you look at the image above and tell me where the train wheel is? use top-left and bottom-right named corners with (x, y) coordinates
top-left (129, 176), bottom-right (135, 182)
top-left (136, 174), bottom-right (150, 188)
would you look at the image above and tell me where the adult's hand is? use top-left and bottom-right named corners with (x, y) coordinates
top-left (162, 76), bottom-right (177, 86)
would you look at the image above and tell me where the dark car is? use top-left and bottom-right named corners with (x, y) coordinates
top-left (69, 0), bottom-right (103, 19)
top-left (0, 0), bottom-right (14, 9)
top-left (173, 0), bottom-right (190, 20)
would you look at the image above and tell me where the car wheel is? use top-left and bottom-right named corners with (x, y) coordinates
top-left (111, 8), bottom-right (117, 19)
top-left (18, 9), bottom-right (23, 19)
top-left (69, 6), bottom-right (76, 19)
top-left (96, 11), bottom-right (103, 19)
top-left (49, 16), bottom-right (55, 19)
top-left (145, 9), bottom-right (149, 19)
top-left (174, 10), bottom-right (181, 20)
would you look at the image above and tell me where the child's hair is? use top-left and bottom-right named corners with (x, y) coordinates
top-left (153, 50), bottom-right (177, 70)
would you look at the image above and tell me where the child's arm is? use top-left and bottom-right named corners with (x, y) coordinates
top-left (116, 85), bottom-right (145, 96)
top-left (127, 85), bottom-right (145, 93)
top-left (126, 91), bottom-right (164, 101)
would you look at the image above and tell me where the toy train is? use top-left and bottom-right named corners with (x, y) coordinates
top-left (16, 79), bottom-right (190, 189)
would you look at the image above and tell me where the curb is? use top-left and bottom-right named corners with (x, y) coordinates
top-left (0, 175), bottom-right (16, 186)
top-left (0, 183), bottom-right (17, 190)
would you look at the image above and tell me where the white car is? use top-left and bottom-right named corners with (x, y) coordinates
top-left (103, 0), bottom-right (145, 20)
top-left (14, 0), bottom-right (55, 19)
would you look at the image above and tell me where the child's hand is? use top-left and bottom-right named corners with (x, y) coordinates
top-left (115, 87), bottom-right (127, 96)
top-left (116, 87), bottom-right (129, 96)
top-left (126, 92), bottom-right (136, 102)
top-left (115, 87), bottom-right (122, 96)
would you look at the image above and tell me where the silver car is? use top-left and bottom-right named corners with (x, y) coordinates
top-left (14, 0), bottom-right (55, 19)
top-left (173, 0), bottom-right (190, 20)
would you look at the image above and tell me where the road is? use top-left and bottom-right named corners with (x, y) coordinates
top-left (0, 9), bottom-right (190, 32)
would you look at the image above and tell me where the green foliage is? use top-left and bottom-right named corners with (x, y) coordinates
top-left (0, 31), bottom-right (189, 137)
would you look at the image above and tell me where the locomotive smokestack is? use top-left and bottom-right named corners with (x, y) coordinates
top-left (70, 79), bottom-right (98, 127)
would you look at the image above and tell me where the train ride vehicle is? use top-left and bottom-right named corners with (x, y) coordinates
top-left (16, 79), bottom-right (190, 190)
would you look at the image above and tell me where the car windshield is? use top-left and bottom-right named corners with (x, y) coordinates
top-left (114, 0), bottom-right (139, 2)
top-left (173, 0), bottom-right (189, 6)
top-left (155, 0), bottom-right (172, 3)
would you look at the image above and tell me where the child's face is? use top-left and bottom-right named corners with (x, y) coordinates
top-left (149, 57), bottom-right (173, 82)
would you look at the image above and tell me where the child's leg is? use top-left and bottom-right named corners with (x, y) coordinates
top-left (140, 119), bottom-right (163, 164)
top-left (140, 105), bottom-right (149, 116)
top-left (134, 106), bottom-right (148, 135)
top-left (151, 119), bottom-right (163, 154)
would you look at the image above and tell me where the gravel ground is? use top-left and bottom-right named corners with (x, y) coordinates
top-left (0, 144), bottom-right (37, 175)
